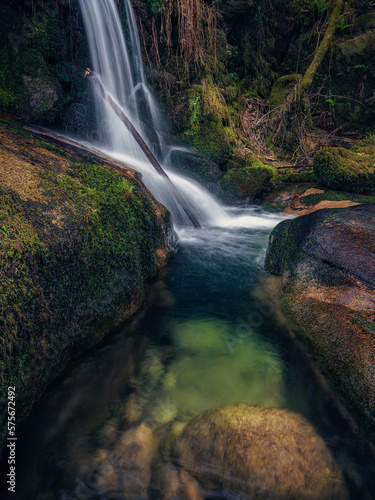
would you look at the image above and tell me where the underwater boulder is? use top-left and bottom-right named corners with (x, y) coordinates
top-left (174, 403), bottom-right (348, 499)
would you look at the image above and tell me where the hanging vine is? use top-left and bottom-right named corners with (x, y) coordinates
top-left (152, 0), bottom-right (218, 80)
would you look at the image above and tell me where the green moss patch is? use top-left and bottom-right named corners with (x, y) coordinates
top-left (277, 170), bottom-right (316, 184)
top-left (182, 80), bottom-right (239, 163)
top-left (313, 138), bottom-right (375, 193)
top-left (220, 155), bottom-right (276, 201)
top-left (0, 160), bottom-right (170, 440)
top-left (269, 74), bottom-right (302, 108)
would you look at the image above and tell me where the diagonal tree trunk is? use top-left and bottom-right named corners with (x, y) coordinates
top-left (301, 0), bottom-right (344, 96)
top-left (85, 69), bottom-right (201, 229)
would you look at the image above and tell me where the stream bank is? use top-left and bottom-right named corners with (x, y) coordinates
top-left (2, 211), bottom-right (375, 499)
top-left (265, 204), bottom-right (375, 439)
top-left (0, 115), bottom-right (175, 449)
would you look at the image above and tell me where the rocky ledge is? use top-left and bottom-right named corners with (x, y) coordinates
top-left (0, 116), bottom-right (175, 448)
top-left (265, 204), bottom-right (375, 437)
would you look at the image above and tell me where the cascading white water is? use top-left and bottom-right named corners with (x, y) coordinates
top-left (78, 0), bottom-right (283, 229)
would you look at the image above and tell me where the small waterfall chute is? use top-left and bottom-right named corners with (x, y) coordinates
top-left (78, 0), bottom-right (248, 229)
top-left (85, 69), bottom-right (201, 229)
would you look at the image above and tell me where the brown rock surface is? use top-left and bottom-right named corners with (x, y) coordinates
top-left (175, 404), bottom-right (348, 499)
top-left (265, 204), bottom-right (375, 435)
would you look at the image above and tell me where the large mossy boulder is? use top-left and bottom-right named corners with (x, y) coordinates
top-left (0, 119), bottom-right (175, 448)
top-left (174, 404), bottom-right (348, 499)
top-left (220, 155), bottom-right (276, 202)
top-left (313, 138), bottom-right (375, 194)
top-left (265, 205), bottom-right (375, 436)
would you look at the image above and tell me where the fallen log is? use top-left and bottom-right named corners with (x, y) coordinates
top-left (23, 126), bottom-right (132, 170)
top-left (85, 69), bottom-right (201, 229)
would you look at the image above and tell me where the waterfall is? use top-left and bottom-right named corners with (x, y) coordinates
top-left (78, 0), bottom-right (277, 230)
top-left (78, 0), bottom-right (229, 227)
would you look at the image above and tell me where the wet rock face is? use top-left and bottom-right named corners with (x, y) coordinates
top-left (23, 73), bottom-right (62, 122)
top-left (174, 404), bottom-right (348, 500)
top-left (168, 150), bottom-right (222, 193)
top-left (62, 101), bottom-right (96, 140)
top-left (265, 205), bottom-right (375, 435)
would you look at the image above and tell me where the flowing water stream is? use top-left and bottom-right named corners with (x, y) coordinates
top-left (1, 0), bottom-right (375, 498)
top-left (5, 213), bottom-right (375, 499)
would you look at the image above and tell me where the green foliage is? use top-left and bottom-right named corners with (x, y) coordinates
top-left (325, 92), bottom-right (336, 107)
top-left (314, 0), bottom-right (331, 16)
top-left (229, 72), bottom-right (240, 83)
top-left (336, 18), bottom-right (352, 31)
top-left (354, 64), bottom-right (371, 72)
top-left (147, 0), bottom-right (166, 15)
top-left (313, 139), bottom-right (375, 193)
top-left (118, 179), bottom-right (135, 197)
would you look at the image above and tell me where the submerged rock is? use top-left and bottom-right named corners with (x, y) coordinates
top-left (95, 423), bottom-right (156, 499)
top-left (265, 204), bottom-right (375, 435)
top-left (174, 404), bottom-right (348, 499)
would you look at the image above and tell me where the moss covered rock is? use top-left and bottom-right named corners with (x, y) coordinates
top-left (313, 139), bottom-right (375, 193)
top-left (265, 205), bottom-right (375, 437)
top-left (181, 79), bottom-right (238, 164)
top-left (0, 1), bottom-right (88, 124)
top-left (328, 28), bottom-right (375, 130)
top-left (174, 404), bottom-right (348, 499)
top-left (269, 74), bottom-right (302, 108)
top-left (220, 154), bottom-right (276, 201)
top-left (0, 119), bottom-right (175, 448)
